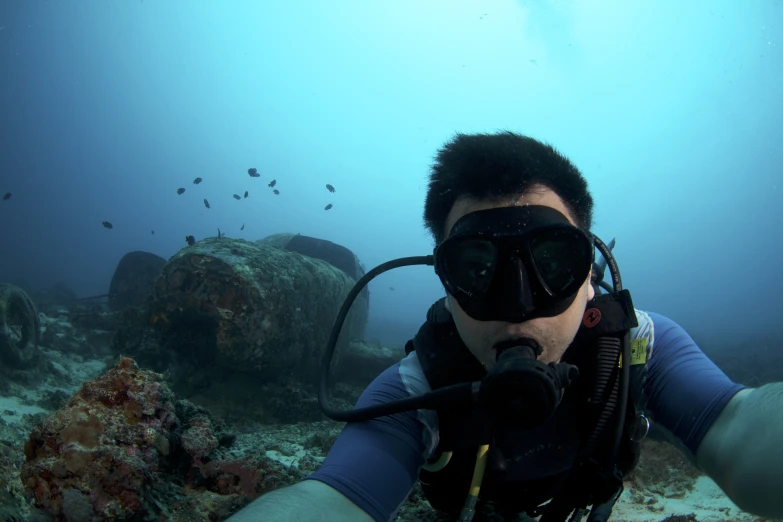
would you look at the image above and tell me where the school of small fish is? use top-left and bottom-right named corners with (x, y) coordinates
top-left (27, 167), bottom-right (341, 246)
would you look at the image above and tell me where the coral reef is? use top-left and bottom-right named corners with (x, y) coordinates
top-left (18, 357), bottom-right (306, 521)
top-left (21, 357), bottom-right (180, 520)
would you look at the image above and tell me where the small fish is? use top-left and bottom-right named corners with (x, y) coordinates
top-left (240, 223), bottom-right (245, 230)
top-left (389, 287), bottom-right (395, 291)
top-left (248, 168), bottom-right (260, 178)
top-left (193, 177), bottom-right (203, 185)
top-left (326, 184), bottom-right (335, 193)
top-left (268, 179), bottom-right (277, 188)
top-left (218, 228), bottom-right (222, 238)
top-left (204, 198), bottom-right (210, 209)
top-left (233, 194), bottom-right (241, 200)
top-left (2, 192), bottom-right (10, 201)
top-left (185, 235), bottom-right (195, 246)
top-left (273, 189), bottom-right (280, 195)
top-left (244, 191), bottom-right (248, 198)
top-left (151, 230), bottom-right (155, 235)
top-left (177, 188), bottom-right (185, 195)
top-left (324, 203), bottom-right (333, 210)
top-left (102, 221), bottom-right (113, 229)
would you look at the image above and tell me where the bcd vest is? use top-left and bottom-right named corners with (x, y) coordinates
top-left (404, 291), bottom-right (649, 519)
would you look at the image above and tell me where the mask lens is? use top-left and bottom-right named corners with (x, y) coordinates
top-left (444, 238), bottom-right (497, 295)
top-left (530, 230), bottom-right (589, 294)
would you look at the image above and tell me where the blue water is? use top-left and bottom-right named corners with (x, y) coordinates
top-left (0, 0), bottom-right (781, 350)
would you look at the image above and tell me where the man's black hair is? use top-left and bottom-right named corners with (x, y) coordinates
top-left (423, 131), bottom-right (594, 244)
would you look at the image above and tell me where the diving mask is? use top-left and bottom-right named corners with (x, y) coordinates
top-left (434, 205), bottom-right (593, 323)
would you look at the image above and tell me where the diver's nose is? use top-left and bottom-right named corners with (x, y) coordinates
top-left (501, 255), bottom-right (534, 313)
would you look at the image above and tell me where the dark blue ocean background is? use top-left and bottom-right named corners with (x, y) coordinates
top-left (1, 1), bottom-right (781, 353)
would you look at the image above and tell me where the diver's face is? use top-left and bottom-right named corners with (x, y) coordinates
top-left (443, 184), bottom-right (594, 370)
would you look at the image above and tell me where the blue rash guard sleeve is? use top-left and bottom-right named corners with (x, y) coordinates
top-left (306, 354), bottom-right (436, 522)
top-left (643, 312), bottom-right (747, 455)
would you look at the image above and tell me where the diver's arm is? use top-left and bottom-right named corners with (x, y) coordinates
top-left (696, 383), bottom-right (783, 519)
top-left (226, 479), bottom-right (373, 521)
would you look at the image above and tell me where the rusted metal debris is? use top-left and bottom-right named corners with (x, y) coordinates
top-left (148, 236), bottom-right (369, 381)
top-left (108, 251), bottom-right (167, 312)
top-left (0, 283), bottom-right (41, 368)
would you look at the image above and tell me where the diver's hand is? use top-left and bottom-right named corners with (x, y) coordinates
top-left (226, 479), bottom-right (373, 522)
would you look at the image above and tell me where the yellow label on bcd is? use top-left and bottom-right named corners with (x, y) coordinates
top-left (618, 338), bottom-right (649, 368)
top-left (630, 338), bottom-right (648, 365)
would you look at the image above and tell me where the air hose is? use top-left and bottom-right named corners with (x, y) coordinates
top-left (458, 444), bottom-right (490, 522)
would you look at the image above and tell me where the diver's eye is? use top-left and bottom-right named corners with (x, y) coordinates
top-left (445, 239), bottom-right (497, 294)
top-left (467, 262), bottom-right (491, 280)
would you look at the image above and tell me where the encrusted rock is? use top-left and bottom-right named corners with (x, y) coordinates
top-left (20, 356), bottom-right (304, 521)
top-left (147, 237), bottom-right (368, 382)
top-left (21, 358), bottom-right (179, 520)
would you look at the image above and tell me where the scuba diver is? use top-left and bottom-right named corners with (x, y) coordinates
top-left (229, 132), bottom-right (783, 521)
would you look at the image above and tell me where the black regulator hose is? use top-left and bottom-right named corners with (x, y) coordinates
top-left (592, 235), bottom-right (621, 293)
top-left (608, 332), bottom-right (631, 472)
top-left (582, 234), bottom-right (629, 463)
top-left (317, 255), bottom-right (481, 422)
